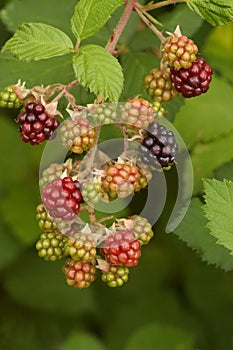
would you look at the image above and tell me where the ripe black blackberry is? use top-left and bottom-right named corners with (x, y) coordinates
top-left (139, 121), bottom-right (178, 169)
top-left (17, 102), bottom-right (60, 145)
top-left (170, 57), bottom-right (213, 98)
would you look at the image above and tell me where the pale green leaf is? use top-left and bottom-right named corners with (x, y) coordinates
top-left (174, 198), bottom-right (233, 271)
top-left (3, 23), bottom-right (74, 61)
top-left (214, 160), bottom-right (233, 182)
top-left (203, 178), bottom-right (233, 254)
top-left (73, 44), bottom-right (123, 101)
top-left (187, 0), bottom-right (233, 26)
top-left (62, 332), bottom-right (106, 350)
top-left (125, 323), bottom-right (195, 350)
top-left (71, 0), bottom-right (124, 40)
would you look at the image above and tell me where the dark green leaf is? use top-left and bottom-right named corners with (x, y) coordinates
top-left (73, 44), bottom-right (123, 101)
top-left (3, 23), bottom-right (74, 61)
top-left (62, 331), bottom-right (106, 350)
top-left (174, 198), bottom-right (233, 271)
top-left (187, 0), bottom-right (233, 26)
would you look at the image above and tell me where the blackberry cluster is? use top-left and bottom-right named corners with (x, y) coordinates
top-left (163, 35), bottom-right (198, 69)
top-left (65, 233), bottom-right (97, 261)
top-left (101, 266), bottom-right (129, 287)
top-left (120, 97), bottom-right (155, 129)
top-left (36, 232), bottom-right (68, 261)
top-left (81, 182), bottom-right (103, 205)
top-left (100, 229), bottom-right (141, 267)
top-left (144, 67), bottom-right (178, 102)
top-left (60, 117), bottom-right (96, 154)
top-left (90, 103), bottom-right (119, 124)
top-left (139, 121), bottom-right (178, 169)
top-left (17, 102), bottom-right (60, 145)
top-left (170, 57), bottom-right (213, 98)
top-left (0, 85), bottom-right (22, 109)
top-left (62, 259), bottom-right (96, 288)
top-left (102, 162), bottom-right (148, 199)
top-left (42, 177), bottom-right (84, 220)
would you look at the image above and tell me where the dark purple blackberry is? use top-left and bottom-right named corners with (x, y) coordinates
top-left (17, 102), bottom-right (60, 145)
top-left (139, 122), bottom-right (178, 169)
top-left (170, 57), bottom-right (213, 98)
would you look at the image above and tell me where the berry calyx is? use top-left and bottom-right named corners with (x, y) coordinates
top-left (145, 67), bottom-right (178, 102)
top-left (42, 177), bottom-right (84, 220)
top-left (100, 229), bottom-right (141, 267)
top-left (163, 35), bottom-right (198, 69)
top-left (170, 57), bottom-right (213, 98)
top-left (0, 85), bottom-right (22, 109)
top-left (101, 161), bottom-right (148, 199)
top-left (139, 121), bottom-right (178, 169)
top-left (65, 233), bottom-right (97, 261)
top-left (62, 259), bottom-right (96, 288)
top-left (120, 98), bottom-right (155, 129)
top-left (35, 232), bottom-right (68, 261)
top-left (60, 116), bottom-right (96, 154)
top-left (17, 102), bottom-right (60, 145)
top-left (36, 203), bottom-right (57, 232)
top-left (102, 266), bottom-right (129, 287)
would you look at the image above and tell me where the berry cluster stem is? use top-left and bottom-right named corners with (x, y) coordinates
top-left (135, 6), bottom-right (165, 42)
top-left (106, 0), bottom-right (137, 54)
top-left (140, 0), bottom-right (188, 12)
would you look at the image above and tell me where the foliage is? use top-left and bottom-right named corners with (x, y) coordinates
top-left (0, 0), bottom-right (233, 349)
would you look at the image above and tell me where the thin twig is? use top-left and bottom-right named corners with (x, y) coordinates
top-left (135, 7), bottom-right (165, 42)
top-left (139, 0), bottom-right (188, 12)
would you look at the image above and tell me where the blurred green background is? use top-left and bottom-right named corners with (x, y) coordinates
top-left (0, 1), bottom-right (233, 349)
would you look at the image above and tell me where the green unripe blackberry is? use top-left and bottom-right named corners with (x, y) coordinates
top-left (81, 182), bottom-right (103, 205)
top-left (145, 67), bottom-right (178, 102)
top-left (90, 103), bottom-right (119, 125)
top-left (36, 232), bottom-right (68, 262)
top-left (102, 266), bottom-right (129, 287)
top-left (152, 101), bottom-right (165, 119)
top-left (39, 163), bottom-right (64, 190)
top-left (62, 259), bottom-right (96, 288)
top-left (36, 203), bottom-right (57, 232)
top-left (129, 215), bottom-right (154, 245)
top-left (65, 233), bottom-right (97, 261)
top-left (0, 86), bottom-right (22, 109)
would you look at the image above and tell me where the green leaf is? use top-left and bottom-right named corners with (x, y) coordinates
top-left (73, 44), bottom-right (123, 101)
top-left (1, 0), bottom-right (77, 37)
top-left (71, 0), bottom-right (123, 40)
top-left (3, 23), bottom-right (74, 61)
top-left (174, 198), bottom-right (233, 271)
top-left (187, 0), bottom-right (233, 26)
top-left (62, 332), bottom-right (106, 350)
top-left (3, 252), bottom-right (96, 315)
top-left (203, 178), bottom-right (233, 255)
top-left (125, 323), bottom-right (195, 350)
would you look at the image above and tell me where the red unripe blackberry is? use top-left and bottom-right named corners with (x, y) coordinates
top-left (35, 232), bottom-right (68, 261)
top-left (102, 266), bottom-right (129, 287)
top-left (170, 57), bottom-right (213, 98)
top-left (60, 117), bottom-right (96, 154)
top-left (139, 121), bottom-right (178, 169)
top-left (163, 35), bottom-right (198, 69)
top-left (120, 98), bottom-right (155, 129)
top-left (65, 233), bottom-right (97, 261)
top-left (17, 102), bottom-right (60, 145)
top-left (42, 177), bottom-right (84, 221)
top-left (39, 163), bottom-right (64, 190)
top-left (100, 229), bottom-right (141, 267)
top-left (102, 162), bottom-right (148, 199)
top-left (62, 259), bottom-right (96, 288)
top-left (145, 67), bottom-right (178, 102)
